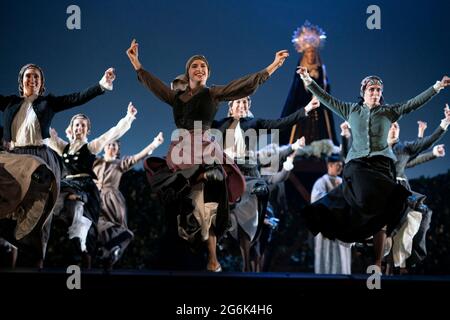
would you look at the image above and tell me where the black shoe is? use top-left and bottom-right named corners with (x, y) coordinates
top-left (69, 237), bottom-right (82, 263)
top-left (204, 168), bottom-right (224, 182)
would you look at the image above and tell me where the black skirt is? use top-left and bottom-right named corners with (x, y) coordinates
top-left (144, 157), bottom-right (230, 240)
top-left (302, 156), bottom-right (410, 243)
top-left (57, 176), bottom-right (101, 224)
top-left (51, 176), bottom-right (100, 254)
top-left (11, 145), bottom-right (61, 189)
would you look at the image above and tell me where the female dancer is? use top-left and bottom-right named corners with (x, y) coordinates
top-left (48, 103), bottom-right (137, 267)
top-left (297, 66), bottom-right (449, 269)
top-left (0, 64), bottom-right (115, 266)
top-left (127, 39), bottom-right (288, 271)
top-left (94, 132), bottom-right (164, 268)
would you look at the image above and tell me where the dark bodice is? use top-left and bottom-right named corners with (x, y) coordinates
top-left (172, 88), bottom-right (219, 130)
top-left (62, 143), bottom-right (97, 178)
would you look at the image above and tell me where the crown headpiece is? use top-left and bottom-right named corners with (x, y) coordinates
top-left (292, 20), bottom-right (327, 53)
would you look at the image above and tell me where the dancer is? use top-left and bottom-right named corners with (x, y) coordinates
top-left (94, 132), bottom-right (164, 268)
top-left (0, 64), bottom-right (115, 266)
top-left (127, 38), bottom-right (288, 271)
top-left (386, 106), bottom-right (449, 270)
top-left (311, 154), bottom-right (352, 274)
top-left (297, 66), bottom-right (449, 270)
top-left (48, 103), bottom-right (137, 267)
top-left (213, 95), bottom-right (317, 271)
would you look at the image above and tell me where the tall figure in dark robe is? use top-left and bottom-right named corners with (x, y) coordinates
top-left (280, 21), bottom-right (337, 146)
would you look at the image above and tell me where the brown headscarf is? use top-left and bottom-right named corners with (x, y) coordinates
top-left (184, 55), bottom-right (210, 80)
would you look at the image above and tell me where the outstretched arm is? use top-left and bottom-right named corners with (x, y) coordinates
top-left (257, 97), bottom-right (320, 129)
top-left (417, 121), bottom-right (427, 138)
top-left (406, 144), bottom-right (445, 168)
top-left (390, 76), bottom-right (450, 120)
top-left (265, 50), bottom-right (289, 76)
top-left (284, 137), bottom-right (305, 160)
top-left (297, 66), bottom-right (352, 120)
top-left (126, 39), bottom-right (142, 71)
top-left (88, 102), bottom-right (137, 154)
top-left (404, 105), bottom-right (450, 156)
top-left (210, 50), bottom-right (289, 102)
top-left (50, 68), bottom-right (116, 112)
top-left (127, 39), bottom-right (176, 106)
top-left (130, 132), bottom-right (164, 163)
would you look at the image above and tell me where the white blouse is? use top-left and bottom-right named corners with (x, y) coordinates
top-left (47, 113), bottom-right (135, 156)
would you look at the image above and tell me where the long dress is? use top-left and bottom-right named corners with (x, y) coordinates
top-left (390, 124), bottom-right (446, 267)
top-left (93, 157), bottom-right (136, 260)
top-left (138, 68), bottom-right (269, 243)
top-left (303, 79), bottom-right (439, 242)
top-left (48, 113), bottom-right (135, 255)
top-left (213, 109), bottom-right (308, 244)
top-left (311, 174), bottom-right (352, 274)
top-left (280, 58), bottom-right (337, 145)
top-left (1, 85), bottom-right (104, 260)
top-left (0, 151), bottom-right (57, 259)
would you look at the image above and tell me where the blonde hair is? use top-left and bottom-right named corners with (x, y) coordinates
top-left (65, 114), bottom-right (91, 141)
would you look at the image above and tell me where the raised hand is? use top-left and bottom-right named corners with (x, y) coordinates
top-left (153, 132), bottom-right (164, 147)
top-left (273, 50), bottom-right (289, 68)
top-left (296, 66), bottom-right (309, 77)
top-left (99, 67), bottom-right (116, 90)
top-left (266, 50), bottom-right (289, 75)
top-left (305, 96), bottom-right (320, 113)
top-left (127, 102), bottom-right (138, 117)
top-left (417, 121), bottom-right (427, 131)
top-left (445, 103), bottom-right (450, 119)
top-left (126, 39), bottom-right (142, 70)
top-left (440, 104), bottom-right (450, 130)
top-left (104, 67), bottom-right (116, 85)
top-left (440, 76), bottom-right (450, 88)
top-left (433, 144), bottom-right (445, 157)
top-left (417, 120), bottom-right (427, 138)
top-left (291, 136), bottom-right (306, 151)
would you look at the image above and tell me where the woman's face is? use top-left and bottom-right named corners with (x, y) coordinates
top-left (72, 118), bottom-right (90, 140)
top-left (22, 67), bottom-right (42, 97)
top-left (229, 98), bottom-right (250, 119)
top-left (188, 59), bottom-right (209, 85)
top-left (364, 84), bottom-right (382, 107)
top-left (104, 141), bottom-right (119, 158)
top-left (388, 122), bottom-right (400, 142)
top-left (304, 48), bottom-right (317, 65)
top-left (327, 161), bottom-right (343, 176)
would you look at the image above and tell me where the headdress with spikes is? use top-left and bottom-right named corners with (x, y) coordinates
top-left (292, 20), bottom-right (327, 53)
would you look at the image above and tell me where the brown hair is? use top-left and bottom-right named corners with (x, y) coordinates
top-left (18, 64), bottom-right (46, 96)
top-left (106, 140), bottom-right (121, 158)
top-left (227, 96), bottom-right (252, 117)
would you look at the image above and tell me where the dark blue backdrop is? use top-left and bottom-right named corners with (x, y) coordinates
top-left (1, 0), bottom-right (449, 178)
